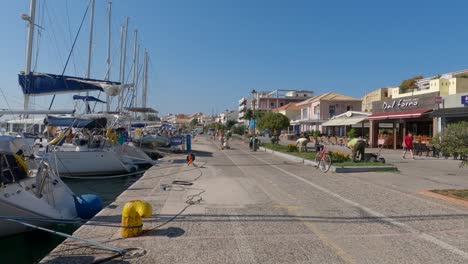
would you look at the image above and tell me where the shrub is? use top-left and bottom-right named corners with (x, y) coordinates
top-left (328, 150), bottom-right (351, 163)
top-left (287, 144), bottom-right (298, 152)
top-left (432, 121), bottom-right (468, 161)
top-left (347, 128), bottom-right (357, 139)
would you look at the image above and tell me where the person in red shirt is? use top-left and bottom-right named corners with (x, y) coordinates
top-left (402, 132), bottom-right (415, 159)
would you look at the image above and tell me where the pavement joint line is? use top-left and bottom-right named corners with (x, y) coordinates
top-left (332, 173), bottom-right (468, 215)
top-left (229, 215), bottom-right (258, 263)
top-left (285, 207), bottom-right (356, 264)
top-left (222, 144), bottom-right (354, 264)
top-left (241, 148), bottom-right (468, 260)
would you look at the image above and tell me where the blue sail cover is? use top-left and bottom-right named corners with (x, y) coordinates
top-left (19, 73), bottom-right (120, 95)
top-left (45, 116), bottom-right (107, 128)
top-left (72, 95), bottom-right (106, 103)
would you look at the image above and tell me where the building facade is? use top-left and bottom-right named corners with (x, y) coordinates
top-left (361, 87), bottom-right (394, 112)
top-left (251, 90), bottom-right (314, 112)
top-left (295, 92), bottom-right (362, 133)
top-left (368, 92), bottom-right (438, 149)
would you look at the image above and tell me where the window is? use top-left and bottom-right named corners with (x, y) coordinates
top-left (270, 102), bottom-right (275, 108)
top-left (347, 105), bottom-right (353, 111)
top-left (329, 105), bottom-right (336, 117)
top-left (314, 105), bottom-right (320, 114)
top-left (304, 94), bottom-right (307, 97)
top-left (302, 108), bottom-right (308, 119)
top-left (280, 102), bottom-right (284, 107)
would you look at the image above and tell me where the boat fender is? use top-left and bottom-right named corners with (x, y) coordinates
top-left (74, 194), bottom-right (103, 219)
top-left (121, 200), bottom-right (153, 237)
top-left (186, 153), bottom-right (195, 165)
top-left (129, 165), bottom-right (138, 173)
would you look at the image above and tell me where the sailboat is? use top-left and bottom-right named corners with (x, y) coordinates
top-left (17, 0), bottom-right (155, 177)
top-left (0, 136), bottom-right (102, 237)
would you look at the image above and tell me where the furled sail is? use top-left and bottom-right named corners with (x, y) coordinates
top-left (72, 95), bottom-right (106, 103)
top-left (18, 72), bottom-right (122, 96)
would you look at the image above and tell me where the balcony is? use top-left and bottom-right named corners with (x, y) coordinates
top-left (239, 105), bottom-right (246, 112)
top-left (239, 97), bottom-right (246, 105)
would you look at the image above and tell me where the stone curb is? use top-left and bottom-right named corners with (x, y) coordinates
top-left (259, 147), bottom-right (398, 173)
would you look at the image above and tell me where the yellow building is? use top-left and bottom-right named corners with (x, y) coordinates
top-left (361, 87), bottom-right (394, 112)
top-left (392, 70), bottom-right (468, 98)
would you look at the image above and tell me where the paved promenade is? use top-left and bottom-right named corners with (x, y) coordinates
top-left (42, 136), bottom-right (468, 263)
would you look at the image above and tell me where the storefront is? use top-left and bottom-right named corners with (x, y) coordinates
top-left (431, 93), bottom-right (468, 133)
top-left (368, 92), bottom-right (438, 149)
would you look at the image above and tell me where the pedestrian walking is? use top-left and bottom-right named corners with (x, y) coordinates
top-left (402, 132), bottom-right (415, 159)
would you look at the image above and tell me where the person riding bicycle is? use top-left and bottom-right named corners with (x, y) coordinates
top-left (347, 136), bottom-right (366, 162)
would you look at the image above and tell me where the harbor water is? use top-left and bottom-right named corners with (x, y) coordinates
top-left (0, 175), bottom-right (141, 264)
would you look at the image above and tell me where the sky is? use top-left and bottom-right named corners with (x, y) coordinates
top-left (1, 0), bottom-right (468, 116)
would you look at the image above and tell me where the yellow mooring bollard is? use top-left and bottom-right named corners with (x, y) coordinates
top-left (121, 200), bottom-right (153, 238)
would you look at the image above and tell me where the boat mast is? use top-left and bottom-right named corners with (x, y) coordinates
top-left (132, 29), bottom-right (138, 116)
top-left (105, 1), bottom-right (112, 112)
top-left (23, 0), bottom-right (37, 113)
top-left (85, 0), bottom-right (95, 114)
top-left (142, 49), bottom-right (148, 117)
top-left (118, 17), bottom-right (129, 112)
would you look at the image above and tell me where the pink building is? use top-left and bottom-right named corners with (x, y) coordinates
top-left (295, 92), bottom-right (362, 134)
top-left (251, 90), bottom-right (314, 111)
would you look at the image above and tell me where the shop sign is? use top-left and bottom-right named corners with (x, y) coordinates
top-left (170, 136), bottom-right (183, 145)
top-left (462, 95), bottom-right (468, 105)
top-left (435, 96), bottom-right (442, 104)
top-left (383, 98), bottom-right (419, 110)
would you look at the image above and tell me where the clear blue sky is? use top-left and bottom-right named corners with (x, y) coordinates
top-left (1, 0), bottom-right (468, 116)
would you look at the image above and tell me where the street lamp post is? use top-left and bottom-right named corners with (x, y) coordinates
top-left (251, 89), bottom-right (257, 152)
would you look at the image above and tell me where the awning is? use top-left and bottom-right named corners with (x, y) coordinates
top-left (430, 107), bottom-right (468, 117)
top-left (322, 117), bottom-right (368, 126)
top-left (368, 108), bottom-right (433, 120)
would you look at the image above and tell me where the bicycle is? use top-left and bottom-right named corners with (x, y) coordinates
top-left (314, 144), bottom-right (332, 172)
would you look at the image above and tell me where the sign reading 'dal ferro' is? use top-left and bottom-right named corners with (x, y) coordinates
top-left (383, 98), bottom-right (419, 109)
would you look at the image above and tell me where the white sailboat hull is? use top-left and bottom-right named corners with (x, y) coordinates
top-left (45, 149), bottom-right (131, 176)
top-left (0, 177), bottom-right (77, 237)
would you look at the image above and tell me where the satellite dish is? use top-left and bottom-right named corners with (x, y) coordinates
top-left (346, 111), bottom-right (352, 117)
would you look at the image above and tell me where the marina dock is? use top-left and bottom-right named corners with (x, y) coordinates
top-left (41, 136), bottom-right (468, 264)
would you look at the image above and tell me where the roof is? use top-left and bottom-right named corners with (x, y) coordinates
top-left (322, 111), bottom-right (370, 126)
top-left (368, 108), bottom-right (432, 120)
top-left (275, 103), bottom-right (302, 111)
top-left (296, 92), bottom-right (361, 106)
top-left (322, 117), bottom-right (368, 126)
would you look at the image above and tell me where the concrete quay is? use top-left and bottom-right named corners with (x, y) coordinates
top-left (42, 136), bottom-right (468, 263)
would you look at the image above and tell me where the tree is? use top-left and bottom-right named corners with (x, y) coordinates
top-left (147, 114), bottom-right (158, 121)
top-left (399, 75), bottom-right (423, 94)
top-left (226, 119), bottom-right (237, 130)
top-left (190, 118), bottom-right (199, 128)
top-left (432, 121), bottom-right (468, 162)
top-left (257, 112), bottom-right (290, 144)
top-left (232, 125), bottom-right (246, 135)
top-left (347, 128), bottom-right (357, 138)
top-left (244, 109), bottom-right (253, 120)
